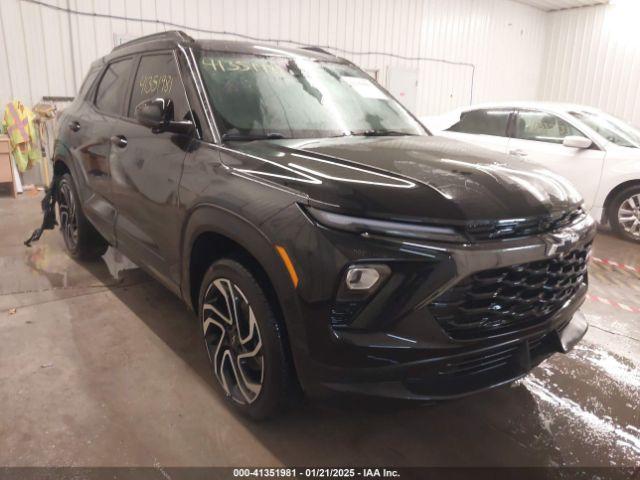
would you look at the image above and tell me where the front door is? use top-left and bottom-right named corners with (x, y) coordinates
top-left (109, 51), bottom-right (197, 290)
top-left (507, 109), bottom-right (606, 209)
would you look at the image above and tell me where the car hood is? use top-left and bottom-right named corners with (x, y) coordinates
top-left (224, 135), bottom-right (582, 224)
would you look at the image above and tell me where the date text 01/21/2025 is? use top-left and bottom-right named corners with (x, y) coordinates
top-left (232, 468), bottom-right (401, 478)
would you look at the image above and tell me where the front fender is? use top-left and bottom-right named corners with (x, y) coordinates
top-left (595, 153), bottom-right (640, 209)
top-left (180, 203), bottom-right (312, 381)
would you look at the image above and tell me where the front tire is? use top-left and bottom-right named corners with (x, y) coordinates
top-left (609, 185), bottom-right (640, 243)
top-left (57, 173), bottom-right (108, 260)
top-left (198, 258), bottom-right (295, 419)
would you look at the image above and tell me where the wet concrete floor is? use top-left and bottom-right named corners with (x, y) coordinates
top-left (0, 194), bottom-right (638, 467)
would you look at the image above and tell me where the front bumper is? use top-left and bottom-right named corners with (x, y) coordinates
top-left (269, 206), bottom-right (596, 400)
top-left (322, 291), bottom-right (588, 400)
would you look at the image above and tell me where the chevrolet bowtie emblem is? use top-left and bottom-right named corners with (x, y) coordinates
top-left (544, 230), bottom-right (580, 257)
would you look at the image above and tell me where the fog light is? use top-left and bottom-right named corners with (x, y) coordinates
top-left (337, 264), bottom-right (391, 300)
top-left (345, 267), bottom-right (381, 290)
top-left (332, 264), bottom-right (391, 326)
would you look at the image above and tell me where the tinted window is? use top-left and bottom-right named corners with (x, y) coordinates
top-left (129, 53), bottom-right (190, 121)
top-left (447, 109), bottom-right (510, 136)
top-left (515, 110), bottom-right (585, 144)
top-left (79, 67), bottom-right (101, 100)
top-left (94, 58), bottom-right (133, 116)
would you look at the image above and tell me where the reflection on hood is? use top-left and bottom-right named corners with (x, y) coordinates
top-left (223, 135), bottom-right (583, 223)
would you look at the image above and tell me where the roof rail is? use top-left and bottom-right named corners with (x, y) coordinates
top-left (301, 46), bottom-right (332, 55)
top-left (113, 30), bottom-right (194, 51)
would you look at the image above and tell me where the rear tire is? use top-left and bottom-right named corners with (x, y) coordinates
top-left (58, 173), bottom-right (109, 260)
top-left (198, 258), bottom-right (296, 419)
top-left (609, 185), bottom-right (640, 244)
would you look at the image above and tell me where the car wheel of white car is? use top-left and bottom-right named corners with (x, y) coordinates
top-left (610, 185), bottom-right (640, 243)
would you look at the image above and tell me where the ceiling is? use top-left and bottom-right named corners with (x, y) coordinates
top-left (515, 0), bottom-right (609, 11)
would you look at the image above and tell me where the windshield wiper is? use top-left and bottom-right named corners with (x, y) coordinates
top-left (221, 132), bottom-right (287, 141)
top-left (349, 129), bottom-right (417, 137)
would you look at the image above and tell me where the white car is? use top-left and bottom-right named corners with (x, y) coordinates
top-left (422, 102), bottom-right (640, 243)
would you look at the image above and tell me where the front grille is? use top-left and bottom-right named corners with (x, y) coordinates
top-left (464, 208), bottom-right (585, 241)
top-left (429, 242), bottom-right (591, 340)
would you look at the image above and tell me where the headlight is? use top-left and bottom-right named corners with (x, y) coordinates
top-left (305, 206), bottom-right (466, 243)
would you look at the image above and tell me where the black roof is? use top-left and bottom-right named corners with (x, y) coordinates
top-left (112, 30), bottom-right (195, 51)
top-left (195, 39), bottom-right (336, 61)
top-left (106, 30), bottom-right (339, 62)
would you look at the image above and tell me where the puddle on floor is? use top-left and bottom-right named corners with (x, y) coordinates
top-left (513, 341), bottom-right (640, 465)
top-left (0, 244), bottom-right (141, 295)
top-left (571, 343), bottom-right (640, 393)
top-left (522, 376), bottom-right (640, 461)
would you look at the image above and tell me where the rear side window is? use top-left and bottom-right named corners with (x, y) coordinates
top-left (514, 110), bottom-right (585, 144)
top-left (447, 109), bottom-right (511, 137)
top-left (128, 53), bottom-right (190, 121)
top-left (78, 67), bottom-right (101, 100)
top-left (94, 58), bottom-right (134, 116)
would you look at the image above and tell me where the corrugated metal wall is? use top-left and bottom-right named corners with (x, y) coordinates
top-left (0, 0), bottom-right (547, 117)
top-left (539, 2), bottom-right (640, 125)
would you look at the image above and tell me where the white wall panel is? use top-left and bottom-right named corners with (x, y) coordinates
top-left (0, 0), bottom-right (547, 117)
top-left (539, 2), bottom-right (640, 125)
top-left (416, 0), bottom-right (548, 114)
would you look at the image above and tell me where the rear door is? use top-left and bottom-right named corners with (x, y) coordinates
top-left (439, 108), bottom-right (512, 154)
top-left (507, 109), bottom-right (606, 209)
top-left (109, 51), bottom-right (196, 291)
top-left (70, 57), bottom-right (135, 245)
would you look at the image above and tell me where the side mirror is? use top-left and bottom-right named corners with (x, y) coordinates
top-left (134, 98), bottom-right (194, 135)
top-left (563, 136), bottom-right (592, 149)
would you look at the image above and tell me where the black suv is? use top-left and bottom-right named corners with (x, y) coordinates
top-left (38, 31), bottom-right (595, 418)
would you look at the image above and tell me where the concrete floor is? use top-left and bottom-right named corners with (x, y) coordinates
top-left (0, 193), bottom-right (638, 468)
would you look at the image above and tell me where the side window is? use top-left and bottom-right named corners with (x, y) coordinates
top-left (128, 53), bottom-right (190, 121)
top-left (78, 67), bottom-right (101, 100)
top-left (515, 110), bottom-right (585, 144)
top-left (446, 109), bottom-right (510, 137)
top-left (94, 58), bottom-right (134, 116)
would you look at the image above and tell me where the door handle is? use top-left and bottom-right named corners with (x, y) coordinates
top-left (509, 149), bottom-right (528, 157)
top-left (68, 121), bottom-right (81, 132)
top-left (110, 135), bottom-right (128, 148)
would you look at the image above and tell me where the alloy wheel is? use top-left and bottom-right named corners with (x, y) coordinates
top-left (58, 182), bottom-right (79, 250)
top-left (202, 278), bottom-right (264, 404)
top-left (617, 193), bottom-right (640, 239)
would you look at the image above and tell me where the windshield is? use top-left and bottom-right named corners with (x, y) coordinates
top-left (570, 110), bottom-right (640, 148)
top-left (197, 49), bottom-right (425, 140)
